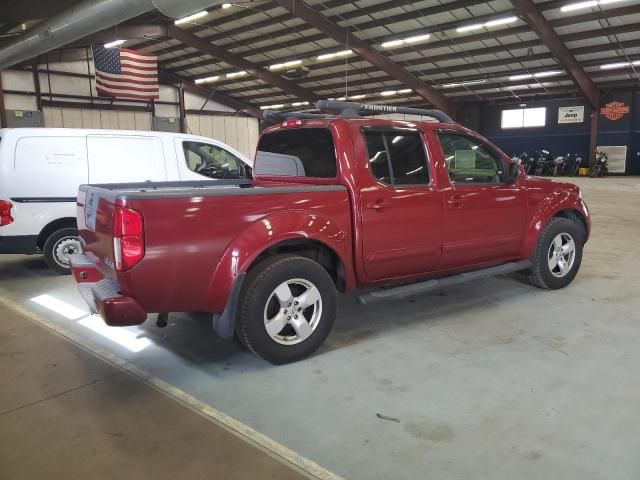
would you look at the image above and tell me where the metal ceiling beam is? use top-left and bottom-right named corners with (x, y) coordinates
top-left (510, 0), bottom-right (599, 108)
top-left (155, 0), bottom-right (490, 67)
top-left (271, 0), bottom-right (455, 115)
top-left (165, 2), bottom-right (636, 81)
top-left (166, 24), bottom-right (320, 103)
top-left (222, 31), bottom-right (640, 101)
top-left (158, 70), bottom-right (263, 118)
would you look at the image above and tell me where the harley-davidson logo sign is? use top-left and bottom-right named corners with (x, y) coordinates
top-left (600, 101), bottom-right (630, 121)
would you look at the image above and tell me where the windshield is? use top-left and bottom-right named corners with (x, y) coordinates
top-left (256, 128), bottom-right (337, 178)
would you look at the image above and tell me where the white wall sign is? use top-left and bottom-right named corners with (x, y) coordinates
top-left (558, 106), bottom-right (585, 124)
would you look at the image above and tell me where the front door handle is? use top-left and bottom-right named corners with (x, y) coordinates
top-left (366, 200), bottom-right (389, 211)
top-left (447, 195), bottom-right (464, 208)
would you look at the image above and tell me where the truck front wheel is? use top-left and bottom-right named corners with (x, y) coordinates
top-left (236, 255), bottom-right (337, 364)
top-left (530, 217), bottom-right (584, 289)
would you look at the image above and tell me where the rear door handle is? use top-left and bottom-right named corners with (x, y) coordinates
top-left (366, 200), bottom-right (389, 211)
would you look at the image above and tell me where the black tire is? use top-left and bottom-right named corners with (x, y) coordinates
top-left (43, 227), bottom-right (81, 275)
top-left (236, 255), bottom-right (337, 364)
top-left (529, 217), bottom-right (584, 290)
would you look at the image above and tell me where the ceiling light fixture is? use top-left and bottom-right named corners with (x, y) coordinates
top-left (599, 60), bottom-right (640, 70)
top-left (456, 15), bottom-right (518, 33)
top-left (509, 70), bottom-right (562, 80)
top-left (269, 59), bottom-right (303, 71)
top-left (316, 50), bottom-right (353, 61)
top-left (560, 0), bottom-right (599, 11)
top-left (195, 75), bottom-right (220, 84)
top-left (381, 33), bottom-right (431, 49)
top-left (350, 94), bottom-right (366, 100)
top-left (174, 10), bottom-right (208, 25)
top-left (104, 39), bottom-right (126, 49)
top-left (260, 104), bottom-right (285, 110)
top-left (221, 3), bottom-right (233, 8)
top-left (441, 79), bottom-right (488, 88)
top-left (226, 71), bottom-right (247, 79)
top-left (291, 101), bottom-right (310, 107)
top-left (484, 16), bottom-right (518, 27)
top-left (456, 23), bottom-right (484, 33)
top-left (561, 0), bottom-right (627, 12)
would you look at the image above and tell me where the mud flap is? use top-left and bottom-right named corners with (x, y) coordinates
top-left (212, 273), bottom-right (246, 338)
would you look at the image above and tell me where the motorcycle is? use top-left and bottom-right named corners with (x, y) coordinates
top-left (533, 150), bottom-right (553, 176)
top-left (590, 151), bottom-right (608, 178)
top-left (563, 153), bottom-right (583, 176)
top-left (512, 152), bottom-right (534, 175)
top-left (552, 155), bottom-right (565, 177)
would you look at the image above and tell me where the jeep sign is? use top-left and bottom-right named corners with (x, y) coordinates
top-left (558, 106), bottom-right (585, 124)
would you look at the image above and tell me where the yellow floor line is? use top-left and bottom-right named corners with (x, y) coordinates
top-left (0, 290), bottom-right (344, 480)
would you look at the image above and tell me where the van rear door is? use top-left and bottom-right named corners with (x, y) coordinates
top-left (11, 135), bottom-right (88, 200)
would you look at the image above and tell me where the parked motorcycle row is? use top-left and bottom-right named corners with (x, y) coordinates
top-left (511, 150), bottom-right (608, 177)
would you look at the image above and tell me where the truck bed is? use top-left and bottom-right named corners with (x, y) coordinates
top-left (77, 179), bottom-right (352, 315)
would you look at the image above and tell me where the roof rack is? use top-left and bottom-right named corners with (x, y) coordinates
top-left (315, 100), bottom-right (455, 124)
top-left (262, 100), bottom-right (455, 125)
top-left (262, 110), bottom-right (334, 123)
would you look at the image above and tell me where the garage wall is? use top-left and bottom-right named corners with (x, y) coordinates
top-left (41, 107), bottom-right (152, 130)
top-left (0, 59), bottom-right (260, 159)
top-left (469, 88), bottom-right (640, 173)
top-left (186, 114), bottom-right (259, 158)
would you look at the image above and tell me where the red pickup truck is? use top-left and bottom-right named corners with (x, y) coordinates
top-left (71, 102), bottom-right (590, 364)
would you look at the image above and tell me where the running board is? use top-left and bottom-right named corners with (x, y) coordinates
top-left (357, 260), bottom-right (532, 305)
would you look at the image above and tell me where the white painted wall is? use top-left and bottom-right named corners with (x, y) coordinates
top-left (1, 59), bottom-right (260, 159)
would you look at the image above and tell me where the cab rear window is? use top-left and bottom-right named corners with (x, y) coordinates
top-left (256, 128), bottom-right (337, 178)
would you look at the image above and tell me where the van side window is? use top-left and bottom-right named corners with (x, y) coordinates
top-left (363, 130), bottom-right (429, 186)
top-left (182, 142), bottom-right (248, 179)
top-left (437, 132), bottom-right (505, 184)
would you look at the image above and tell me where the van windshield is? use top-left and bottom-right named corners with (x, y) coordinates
top-left (256, 128), bottom-right (337, 178)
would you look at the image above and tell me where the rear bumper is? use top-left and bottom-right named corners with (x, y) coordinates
top-left (0, 235), bottom-right (38, 254)
top-left (70, 254), bottom-right (147, 327)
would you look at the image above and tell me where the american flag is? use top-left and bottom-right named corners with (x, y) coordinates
top-left (93, 45), bottom-right (159, 100)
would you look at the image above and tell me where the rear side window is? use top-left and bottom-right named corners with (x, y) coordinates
top-left (256, 128), bottom-right (337, 178)
top-left (363, 130), bottom-right (429, 186)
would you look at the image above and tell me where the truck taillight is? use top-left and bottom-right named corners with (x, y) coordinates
top-left (0, 200), bottom-right (14, 226)
top-left (113, 207), bottom-right (144, 271)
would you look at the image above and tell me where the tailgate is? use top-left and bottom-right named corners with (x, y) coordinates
top-left (77, 185), bottom-right (118, 278)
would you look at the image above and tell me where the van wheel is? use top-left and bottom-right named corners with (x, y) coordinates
top-left (43, 228), bottom-right (81, 275)
top-left (236, 255), bottom-right (337, 364)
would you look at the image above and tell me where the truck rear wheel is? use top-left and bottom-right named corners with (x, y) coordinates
top-left (529, 217), bottom-right (584, 289)
top-left (43, 228), bottom-right (81, 275)
top-left (236, 255), bottom-right (337, 364)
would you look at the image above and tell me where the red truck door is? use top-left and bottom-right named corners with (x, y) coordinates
top-left (433, 130), bottom-right (527, 268)
top-left (355, 127), bottom-right (444, 282)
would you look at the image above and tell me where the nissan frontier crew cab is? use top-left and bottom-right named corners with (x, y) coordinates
top-left (71, 101), bottom-right (590, 364)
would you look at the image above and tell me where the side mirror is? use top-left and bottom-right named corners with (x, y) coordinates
top-left (507, 162), bottom-right (521, 183)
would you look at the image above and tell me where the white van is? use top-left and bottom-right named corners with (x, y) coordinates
top-left (0, 128), bottom-right (253, 273)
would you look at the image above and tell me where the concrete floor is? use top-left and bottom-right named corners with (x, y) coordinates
top-left (1, 177), bottom-right (639, 480)
top-left (0, 303), bottom-right (310, 480)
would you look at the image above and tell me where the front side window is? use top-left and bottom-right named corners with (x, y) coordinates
top-left (437, 132), bottom-right (505, 184)
top-left (182, 141), bottom-right (248, 179)
top-left (256, 128), bottom-right (337, 178)
top-left (363, 130), bottom-right (429, 186)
